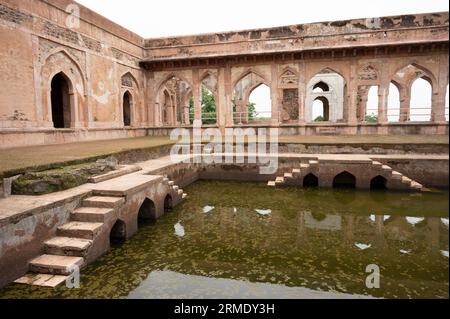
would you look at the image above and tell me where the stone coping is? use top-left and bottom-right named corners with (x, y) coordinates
top-left (1, 153), bottom-right (448, 227)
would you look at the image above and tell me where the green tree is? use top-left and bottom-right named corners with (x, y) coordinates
top-left (201, 87), bottom-right (216, 124)
top-left (314, 116), bottom-right (324, 122)
top-left (365, 114), bottom-right (378, 124)
top-left (188, 88), bottom-right (217, 124)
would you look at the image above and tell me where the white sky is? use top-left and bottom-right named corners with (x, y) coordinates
top-left (74, 0), bottom-right (449, 121)
top-left (75, 0), bottom-right (448, 38)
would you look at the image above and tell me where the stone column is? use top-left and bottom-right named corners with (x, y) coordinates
top-left (432, 54), bottom-right (449, 123)
top-left (192, 69), bottom-right (202, 123)
top-left (377, 84), bottom-right (389, 124)
top-left (399, 88), bottom-right (410, 122)
top-left (378, 61), bottom-right (390, 125)
top-left (216, 66), bottom-right (231, 129)
top-left (347, 62), bottom-right (358, 126)
top-left (224, 64), bottom-right (234, 127)
top-left (144, 71), bottom-right (155, 126)
top-left (359, 92), bottom-right (368, 122)
top-left (270, 64), bottom-right (279, 126)
top-left (298, 61), bottom-right (306, 124)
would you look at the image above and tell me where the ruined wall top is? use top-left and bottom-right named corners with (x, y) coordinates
top-left (143, 12), bottom-right (449, 61)
top-left (0, 0), bottom-right (144, 48)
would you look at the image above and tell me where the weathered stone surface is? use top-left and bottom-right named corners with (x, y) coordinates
top-left (14, 273), bottom-right (68, 288)
top-left (57, 222), bottom-right (103, 240)
top-left (0, 0), bottom-right (448, 149)
top-left (11, 160), bottom-right (120, 195)
top-left (29, 255), bottom-right (84, 275)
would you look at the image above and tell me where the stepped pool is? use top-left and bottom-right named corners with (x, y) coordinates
top-left (0, 181), bottom-right (448, 299)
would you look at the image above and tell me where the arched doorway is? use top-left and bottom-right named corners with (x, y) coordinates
top-left (248, 83), bottom-right (272, 123)
top-left (164, 194), bottom-right (173, 212)
top-left (51, 72), bottom-right (71, 128)
top-left (333, 171), bottom-right (356, 189)
top-left (410, 78), bottom-right (432, 122)
top-left (370, 175), bottom-right (387, 190)
top-left (123, 91), bottom-right (132, 127)
top-left (387, 82), bottom-right (401, 122)
top-left (303, 173), bottom-right (319, 187)
top-left (138, 198), bottom-right (156, 225)
top-left (313, 81), bottom-right (330, 93)
top-left (313, 96), bottom-right (330, 122)
top-left (110, 219), bottom-right (126, 243)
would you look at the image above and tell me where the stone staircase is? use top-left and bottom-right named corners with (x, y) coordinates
top-left (268, 159), bottom-right (424, 192)
top-left (14, 175), bottom-right (187, 288)
top-left (163, 177), bottom-right (188, 203)
top-left (14, 195), bottom-right (125, 287)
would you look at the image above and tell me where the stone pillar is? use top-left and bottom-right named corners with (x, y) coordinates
top-left (347, 62), bottom-right (358, 125)
top-left (224, 64), bottom-right (233, 127)
top-left (377, 84), bottom-right (389, 124)
top-left (298, 61), bottom-right (306, 124)
top-left (270, 64), bottom-right (279, 126)
top-left (378, 61), bottom-right (390, 125)
top-left (144, 71), bottom-right (155, 126)
top-left (359, 93), bottom-right (368, 122)
top-left (399, 88), bottom-right (410, 122)
top-left (216, 66), bottom-right (231, 129)
top-left (192, 69), bottom-right (202, 123)
top-left (432, 54), bottom-right (449, 123)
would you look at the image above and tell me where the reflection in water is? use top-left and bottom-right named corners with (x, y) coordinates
top-left (0, 181), bottom-right (448, 299)
top-left (127, 271), bottom-right (374, 299)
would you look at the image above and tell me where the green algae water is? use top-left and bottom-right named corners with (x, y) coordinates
top-left (0, 181), bottom-right (448, 299)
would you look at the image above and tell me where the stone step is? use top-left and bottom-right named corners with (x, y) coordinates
top-left (372, 161), bottom-right (383, 168)
top-left (57, 222), bottom-right (103, 240)
top-left (309, 160), bottom-right (319, 166)
top-left (182, 193), bottom-right (188, 199)
top-left (284, 173), bottom-right (293, 179)
top-left (29, 255), bottom-right (84, 275)
top-left (275, 177), bottom-right (285, 183)
top-left (401, 176), bottom-right (412, 184)
top-left (172, 185), bottom-right (179, 191)
top-left (83, 196), bottom-right (125, 209)
top-left (267, 181), bottom-right (276, 187)
top-left (44, 237), bottom-right (92, 257)
top-left (382, 165), bottom-right (392, 172)
top-left (163, 177), bottom-right (169, 183)
top-left (88, 165), bottom-right (141, 183)
top-left (168, 181), bottom-right (175, 186)
top-left (177, 189), bottom-right (184, 195)
top-left (410, 181), bottom-right (423, 190)
top-left (14, 273), bottom-right (68, 288)
top-left (391, 171), bottom-right (403, 180)
top-left (300, 164), bottom-right (310, 169)
top-left (72, 207), bottom-right (115, 223)
top-left (292, 169), bottom-right (301, 175)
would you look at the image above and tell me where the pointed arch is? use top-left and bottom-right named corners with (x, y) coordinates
top-left (43, 48), bottom-right (86, 94)
top-left (232, 68), bottom-right (268, 90)
top-left (120, 71), bottom-right (140, 90)
top-left (50, 72), bottom-right (72, 128)
top-left (333, 171), bottom-right (356, 189)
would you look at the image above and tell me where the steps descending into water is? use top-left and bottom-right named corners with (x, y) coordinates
top-left (28, 255), bottom-right (84, 275)
top-left (14, 273), bottom-right (69, 288)
top-left (44, 237), bottom-right (92, 257)
top-left (71, 207), bottom-right (115, 223)
top-left (267, 158), bottom-right (424, 192)
top-left (14, 171), bottom-right (187, 288)
top-left (57, 222), bottom-right (103, 240)
top-left (82, 196), bottom-right (125, 208)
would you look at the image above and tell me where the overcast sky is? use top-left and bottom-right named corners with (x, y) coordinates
top-left (75, 0), bottom-right (448, 38)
